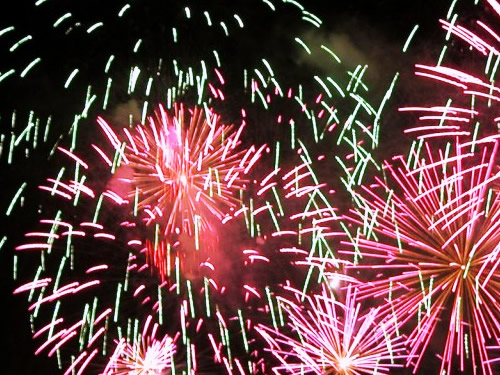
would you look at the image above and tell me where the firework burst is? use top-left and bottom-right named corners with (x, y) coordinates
top-left (96, 104), bottom-right (265, 280)
top-left (342, 136), bottom-right (500, 374)
top-left (256, 285), bottom-right (405, 375)
top-left (99, 104), bottom-right (264, 235)
top-left (104, 315), bottom-right (177, 375)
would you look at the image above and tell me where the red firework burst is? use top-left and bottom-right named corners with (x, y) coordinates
top-left (96, 104), bottom-right (265, 279)
top-left (98, 104), bottom-right (265, 236)
top-left (342, 136), bottom-right (500, 374)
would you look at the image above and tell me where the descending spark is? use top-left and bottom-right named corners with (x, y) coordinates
top-left (400, 0), bottom-right (500, 139)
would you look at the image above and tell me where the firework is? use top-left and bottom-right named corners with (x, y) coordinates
top-left (13, 215), bottom-right (165, 375)
top-left (2, 1), bottom-right (407, 374)
top-left (99, 104), bottom-right (264, 234)
top-left (341, 136), bottom-right (500, 374)
top-left (103, 315), bottom-right (177, 375)
top-left (11, 106), bottom-right (275, 375)
top-left (96, 103), bottom-right (265, 280)
top-left (400, 0), bottom-right (500, 140)
top-left (256, 285), bottom-right (405, 375)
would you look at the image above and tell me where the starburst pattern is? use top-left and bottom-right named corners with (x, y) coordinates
top-left (104, 316), bottom-right (177, 375)
top-left (343, 136), bottom-right (500, 374)
top-left (256, 286), bottom-right (405, 375)
top-left (99, 104), bottom-right (265, 236)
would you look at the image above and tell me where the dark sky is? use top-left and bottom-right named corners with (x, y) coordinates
top-left (1, 1), bottom-right (454, 374)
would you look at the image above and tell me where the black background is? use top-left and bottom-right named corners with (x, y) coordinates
top-left (0, 1), bottom-right (460, 374)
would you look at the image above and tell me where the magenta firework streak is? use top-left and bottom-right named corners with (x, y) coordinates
top-left (14, 219), bottom-right (167, 375)
top-left (256, 285), bottom-right (405, 375)
top-left (342, 136), bottom-right (500, 374)
top-left (400, 0), bottom-right (500, 140)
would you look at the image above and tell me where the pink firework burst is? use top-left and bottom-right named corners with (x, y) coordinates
top-left (98, 104), bottom-right (265, 236)
top-left (256, 285), bottom-right (405, 375)
top-left (104, 316), bottom-right (177, 375)
top-left (342, 136), bottom-right (500, 374)
top-left (96, 104), bottom-right (265, 279)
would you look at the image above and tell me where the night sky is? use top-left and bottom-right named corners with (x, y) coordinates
top-left (0, 1), bottom-right (475, 374)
